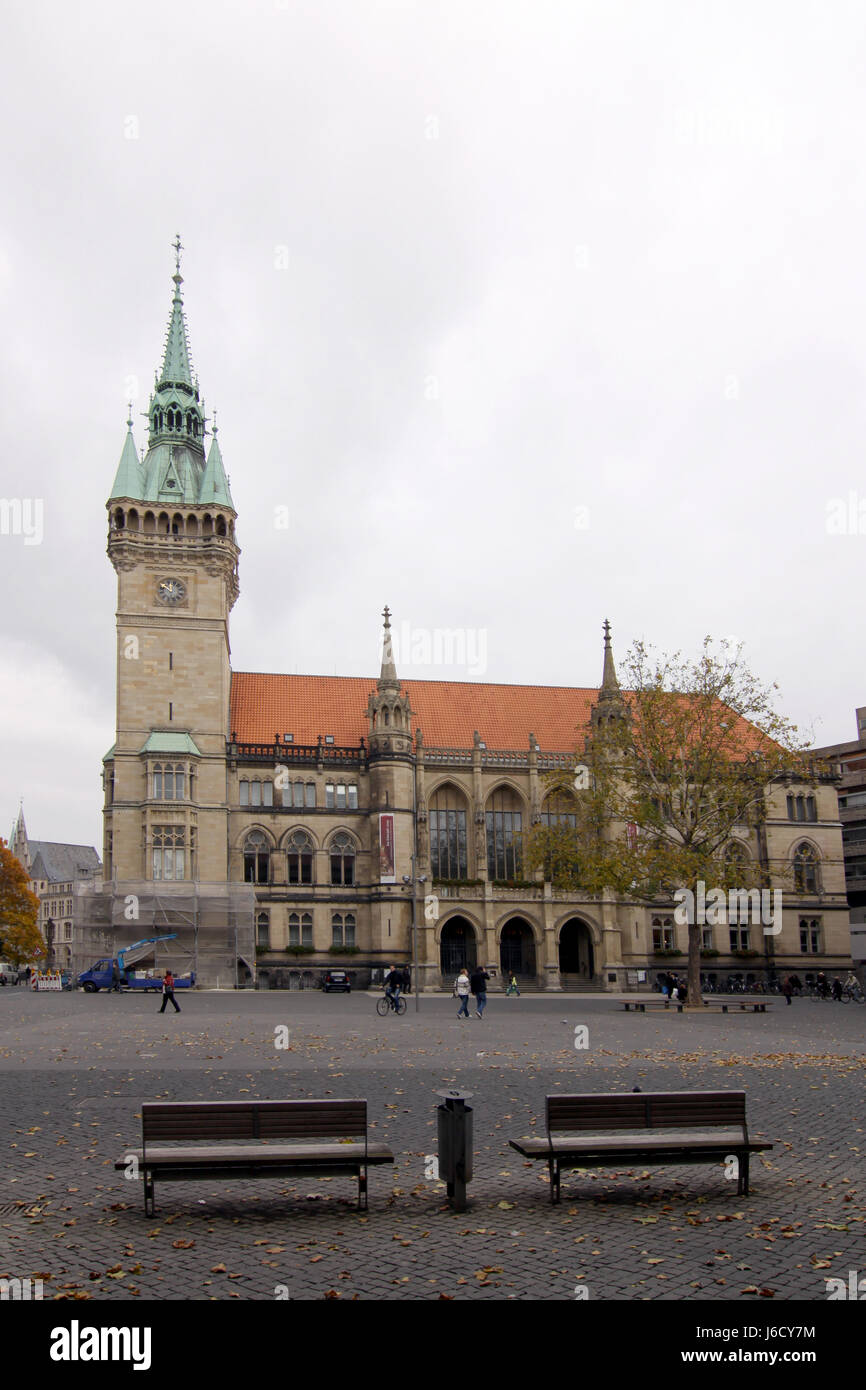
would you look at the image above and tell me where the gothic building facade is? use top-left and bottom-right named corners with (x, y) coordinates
top-left (97, 254), bottom-right (853, 990)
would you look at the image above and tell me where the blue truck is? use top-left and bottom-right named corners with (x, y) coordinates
top-left (78, 935), bottom-right (195, 993)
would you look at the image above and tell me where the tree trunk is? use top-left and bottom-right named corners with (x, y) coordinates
top-left (687, 920), bottom-right (703, 1007)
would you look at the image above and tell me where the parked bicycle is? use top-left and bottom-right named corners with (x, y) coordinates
top-left (376, 991), bottom-right (407, 1016)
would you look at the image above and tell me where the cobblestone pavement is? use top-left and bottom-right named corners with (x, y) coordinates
top-left (0, 989), bottom-right (863, 1301)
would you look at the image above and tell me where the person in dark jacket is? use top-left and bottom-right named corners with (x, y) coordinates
top-left (401, 966), bottom-right (411, 995)
top-left (384, 966), bottom-right (403, 1008)
top-left (781, 976), bottom-right (793, 1006)
top-left (159, 970), bottom-right (181, 1014)
top-left (470, 964), bottom-right (490, 1017)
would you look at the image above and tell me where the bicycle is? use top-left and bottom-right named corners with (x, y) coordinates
top-left (376, 991), bottom-right (407, 1016)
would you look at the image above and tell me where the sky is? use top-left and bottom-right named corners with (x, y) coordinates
top-left (1, 0), bottom-right (865, 856)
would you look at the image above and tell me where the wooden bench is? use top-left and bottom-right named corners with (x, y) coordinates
top-left (115, 1099), bottom-right (394, 1215)
top-left (622, 998), bottom-right (772, 1013)
top-left (509, 1090), bottom-right (772, 1203)
top-left (622, 998), bottom-right (684, 1012)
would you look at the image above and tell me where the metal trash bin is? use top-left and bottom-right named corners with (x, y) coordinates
top-left (435, 1088), bottom-right (474, 1211)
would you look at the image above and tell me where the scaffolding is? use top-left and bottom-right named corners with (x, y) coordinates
top-left (75, 879), bottom-right (256, 988)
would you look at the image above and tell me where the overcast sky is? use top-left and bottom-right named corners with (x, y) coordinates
top-left (2, 0), bottom-right (865, 855)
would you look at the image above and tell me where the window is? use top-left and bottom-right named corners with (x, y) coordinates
top-left (787, 794), bottom-right (817, 822)
top-left (243, 830), bottom-right (270, 884)
top-left (289, 911), bottom-right (313, 947)
top-left (332, 912), bottom-right (356, 946)
top-left (287, 830), bottom-right (314, 885)
top-left (540, 792), bottom-right (578, 827)
top-left (325, 784), bottom-right (335, 809)
top-left (347, 784), bottom-right (358, 810)
top-left (330, 832), bottom-right (355, 885)
top-left (306, 783), bottom-right (316, 808)
top-left (256, 912), bottom-right (270, 948)
top-left (701, 925), bottom-right (713, 950)
top-left (729, 925), bottom-right (751, 951)
top-left (486, 788), bottom-right (523, 879)
top-left (293, 782), bottom-right (304, 808)
top-left (153, 826), bottom-right (186, 881)
top-left (799, 917), bottom-right (821, 953)
top-left (153, 763), bottom-right (185, 800)
top-left (651, 915), bottom-right (675, 950)
top-left (429, 786), bottom-right (468, 879)
top-left (336, 784), bottom-right (346, 810)
top-left (241, 778), bottom-right (273, 807)
top-left (793, 843), bottom-right (819, 893)
top-left (324, 735), bottom-right (334, 745)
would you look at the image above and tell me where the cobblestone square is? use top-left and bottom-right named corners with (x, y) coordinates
top-left (1, 989), bottom-right (863, 1301)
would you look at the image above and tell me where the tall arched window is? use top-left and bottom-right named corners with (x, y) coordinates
top-left (540, 792), bottom-right (577, 826)
top-left (244, 831), bottom-right (270, 884)
top-left (153, 826), bottom-right (186, 881)
top-left (486, 787), bottom-right (523, 880)
top-left (256, 911), bottom-right (270, 948)
top-left (287, 830), bottom-right (314, 885)
top-left (429, 785), bottom-right (468, 879)
top-left (793, 843), bottom-right (819, 893)
top-left (330, 832), bottom-right (356, 886)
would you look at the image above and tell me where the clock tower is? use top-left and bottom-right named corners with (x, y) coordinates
top-left (103, 240), bottom-right (239, 890)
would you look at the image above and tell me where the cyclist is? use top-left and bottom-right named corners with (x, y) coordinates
top-left (384, 965), bottom-right (403, 1010)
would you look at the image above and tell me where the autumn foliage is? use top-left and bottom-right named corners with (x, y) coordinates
top-left (0, 838), bottom-right (44, 965)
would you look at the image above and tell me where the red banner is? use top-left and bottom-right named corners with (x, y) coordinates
top-left (379, 813), bottom-right (396, 882)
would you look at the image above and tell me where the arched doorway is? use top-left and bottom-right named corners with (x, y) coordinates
top-left (559, 918), bottom-right (595, 984)
top-left (439, 916), bottom-right (477, 977)
top-left (499, 918), bottom-right (536, 979)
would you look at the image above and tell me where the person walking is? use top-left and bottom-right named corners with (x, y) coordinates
top-left (401, 965), bottom-right (411, 995)
top-left (832, 976), bottom-right (843, 1001)
top-left (455, 968), bottom-right (471, 1018)
top-left (111, 960), bottom-right (122, 993)
top-left (470, 963), bottom-right (490, 1017)
top-left (505, 972), bottom-right (520, 997)
top-left (781, 976), bottom-right (793, 1007)
top-left (159, 969), bottom-right (181, 1014)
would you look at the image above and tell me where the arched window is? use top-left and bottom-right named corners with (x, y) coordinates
top-left (486, 787), bottom-right (524, 880)
top-left (540, 792), bottom-right (577, 827)
top-left (216, 515), bottom-right (227, 537)
top-left (793, 843), bottom-right (819, 894)
top-left (153, 826), bottom-right (186, 881)
top-left (331, 912), bottom-right (343, 946)
top-left (154, 763), bottom-right (185, 800)
top-left (429, 785), bottom-right (468, 879)
top-left (256, 911), bottom-right (270, 948)
top-left (332, 912), bottom-right (356, 947)
top-left (330, 832), bottom-right (355, 886)
top-left (244, 831), bottom-right (270, 884)
top-left (287, 830), bottom-right (314, 885)
top-left (289, 911), bottom-right (313, 947)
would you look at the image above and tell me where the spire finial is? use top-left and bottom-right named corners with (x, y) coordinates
top-left (172, 233), bottom-right (184, 277)
top-left (212, 406), bottom-right (218, 437)
top-left (603, 617), bottom-right (611, 645)
top-left (382, 604), bottom-right (391, 630)
top-left (126, 401), bottom-right (134, 430)
top-left (599, 617), bottom-right (620, 696)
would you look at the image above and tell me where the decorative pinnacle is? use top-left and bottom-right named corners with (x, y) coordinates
top-left (126, 401), bottom-right (134, 430)
top-left (382, 604), bottom-right (391, 630)
top-left (212, 407), bottom-right (218, 436)
top-left (172, 233), bottom-right (184, 279)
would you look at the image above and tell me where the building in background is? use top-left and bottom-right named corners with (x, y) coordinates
top-left (813, 707), bottom-right (866, 967)
top-left (7, 808), bottom-right (101, 975)
top-left (95, 250), bottom-right (852, 991)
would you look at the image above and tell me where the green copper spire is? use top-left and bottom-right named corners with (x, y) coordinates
top-left (159, 235), bottom-right (194, 390)
top-left (108, 405), bottom-right (143, 502)
top-left (199, 418), bottom-right (234, 508)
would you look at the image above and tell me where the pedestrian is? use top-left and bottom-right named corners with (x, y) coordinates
top-left (505, 971), bottom-right (520, 997)
top-left (781, 976), bottom-right (793, 1006)
top-left (659, 971), bottom-right (671, 999)
top-left (832, 977), bottom-right (843, 1002)
top-left (111, 960), bottom-right (122, 993)
top-left (816, 971), bottom-right (829, 999)
top-left (470, 963), bottom-right (490, 1017)
top-left (401, 965), bottom-right (411, 995)
top-left (455, 968), bottom-right (471, 1018)
top-left (159, 969), bottom-right (181, 1014)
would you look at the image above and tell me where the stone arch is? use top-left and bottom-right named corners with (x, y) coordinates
top-left (438, 913), bottom-right (480, 976)
top-left (216, 514), bottom-right (227, 537)
top-left (113, 507), bottom-right (125, 529)
top-left (127, 508), bottom-right (139, 531)
top-left (185, 513), bottom-right (199, 536)
top-left (202, 513), bottom-right (214, 537)
top-left (278, 825), bottom-right (320, 852)
top-left (235, 824), bottom-right (276, 852)
top-left (143, 511), bottom-right (156, 534)
top-left (557, 914), bottom-right (599, 983)
top-left (171, 512), bottom-right (184, 536)
top-left (497, 913), bottom-right (538, 978)
top-left (157, 511), bottom-right (170, 535)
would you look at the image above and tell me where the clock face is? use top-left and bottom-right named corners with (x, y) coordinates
top-left (156, 578), bottom-right (187, 606)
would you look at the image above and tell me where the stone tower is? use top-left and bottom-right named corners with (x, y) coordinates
top-left (366, 608), bottom-right (416, 955)
top-left (103, 241), bottom-right (240, 888)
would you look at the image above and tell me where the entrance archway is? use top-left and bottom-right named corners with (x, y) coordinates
top-left (559, 918), bottom-right (595, 982)
top-left (439, 916), bottom-right (478, 976)
top-left (499, 917), bottom-right (536, 978)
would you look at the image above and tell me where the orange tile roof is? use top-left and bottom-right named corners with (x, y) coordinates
top-left (230, 672), bottom-right (598, 752)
